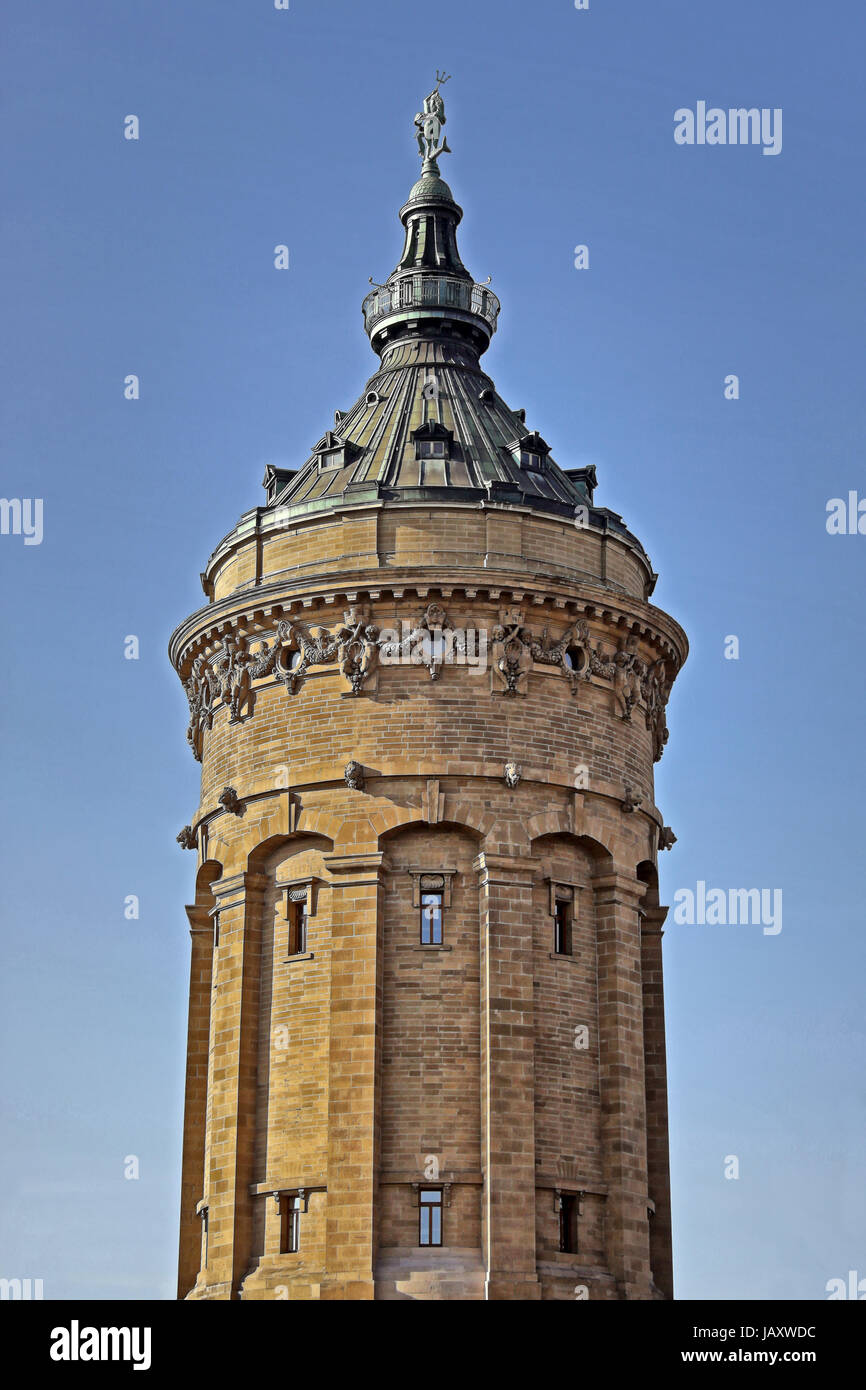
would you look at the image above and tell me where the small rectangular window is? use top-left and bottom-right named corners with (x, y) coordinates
top-left (287, 896), bottom-right (308, 955)
top-left (201, 1208), bottom-right (209, 1269)
top-left (553, 898), bottom-right (572, 956)
top-left (418, 439), bottom-right (447, 459)
top-left (559, 1194), bottom-right (578, 1254)
top-left (419, 1188), bottom-right (443, 1246)
top-left (420, 891), bottom-right (443, 945)
top-left (281, 1194), bottom-right (302, 1254)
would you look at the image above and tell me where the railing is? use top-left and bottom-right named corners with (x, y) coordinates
top-left (362, 274), bottom-right (500, 335)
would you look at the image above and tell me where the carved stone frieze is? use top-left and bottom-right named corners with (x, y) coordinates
top-left (490, 609), bottom-right (532, 696)
top-left (176, 599), bottom-right (677, 764)
top-left (379, 601), bottom-right (453, 681)
top-left (612, 634), bottom-right (645, 723)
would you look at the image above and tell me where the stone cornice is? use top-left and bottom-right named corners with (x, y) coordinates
top-left (188, 774), bottom-right (664, 845)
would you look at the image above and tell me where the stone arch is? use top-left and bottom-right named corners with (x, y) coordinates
top-left (294, 806), bottom-right (345, 845)
top-left (247, 829), bottom-right (335, 876)
top-left (368, 804), bottom-right (422, 840)
top-left (530, 828), bottom-right (615, 878)
top-left (377, 809), bottom-right (486, 851)
top-left (527, 809), bottom-right (572, 843)
top-left (443, 801), bottom-right (496, 841)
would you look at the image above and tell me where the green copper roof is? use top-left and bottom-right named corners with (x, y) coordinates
top-left (406, 172), bottom-right (456, 204)
top-left (264, 82), bottom-right (638, 546)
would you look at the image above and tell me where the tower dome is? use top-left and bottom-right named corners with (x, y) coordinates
top-left (172, 80), bottom-right (687, 1303)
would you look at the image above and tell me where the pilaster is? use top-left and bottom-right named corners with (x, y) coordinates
top-left (592, 871), bottom-right (653, 1299)
top-left (474, 851), bottom-right (541, 1300)
top-left (641, 904), bottom-right (673, 1298)
top-left (177, 905), bottom-right (215, 1298)
top-left (199, 870), bottom-right (268, 1298)
top-left (318, 850), bottom-right (383, 1300)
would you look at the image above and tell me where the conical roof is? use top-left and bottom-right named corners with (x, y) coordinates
top-left (264, 85), bottom-right (626, 537)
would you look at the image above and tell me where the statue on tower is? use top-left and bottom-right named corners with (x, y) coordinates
top-left (415, 71), bottom-right (452, 166)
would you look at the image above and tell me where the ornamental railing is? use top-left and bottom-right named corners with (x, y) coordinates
top-left (362, 274), bottom-right (500, 335)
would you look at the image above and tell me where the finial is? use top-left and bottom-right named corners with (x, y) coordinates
top-left (414, 72), bottom-right (452, 174)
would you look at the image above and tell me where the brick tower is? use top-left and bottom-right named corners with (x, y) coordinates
top-left (171, 81), bottom-right (687, 1301)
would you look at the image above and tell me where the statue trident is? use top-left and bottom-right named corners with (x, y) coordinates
top-left (414, 71), bottom-right (452, 168)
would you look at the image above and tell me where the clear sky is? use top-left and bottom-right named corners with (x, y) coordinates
top-left (1, 0), bottom-right (864, 1300)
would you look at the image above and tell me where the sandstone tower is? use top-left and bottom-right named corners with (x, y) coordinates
top-left (171, 81), bottom-right (687, 1301)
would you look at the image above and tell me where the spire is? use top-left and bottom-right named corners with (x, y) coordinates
top-left (362, 77), bottom-right (499, 358)
top-left (266, 85), bottom-right (618, 538)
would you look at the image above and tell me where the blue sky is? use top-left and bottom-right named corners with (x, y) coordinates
top-left (1, 0), bottom-right (864, 1300)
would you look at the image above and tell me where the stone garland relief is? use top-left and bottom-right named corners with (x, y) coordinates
top-left (181, 601), bottom-right (673, 763)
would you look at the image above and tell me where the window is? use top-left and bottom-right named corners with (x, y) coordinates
top-left (418, 439), bottom-right (447, 459)
top-left (563, 646), bottom-right (587, 675)
top-left (420, 890), bottom-right (443, 945)
top-left (553, 897), bottom-right (573, 956)
top-left (287, 893), bottom-right (308, 955)
top-left (520, 449), bottom-right (544, 470)
top-left (280, 1194), bottom-right (302, 1254)
top-left (419, 1188), bottom-right (443, 1246)
top-left (559, 1194), bottom-right (578, 1254)
top-left (200, 1206), bottom-right (209, 1269)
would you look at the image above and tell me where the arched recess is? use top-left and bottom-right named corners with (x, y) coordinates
top-left (636, 859), bottom-right (659, 909)
top-left (529, 829), bottom-right (615, 879)
top-left (376, 816), bottom-right (484, 1254)
top-left (193, 858), bottom-right (223, 907)
top-left (242, 827), bottom-right (338, 1275)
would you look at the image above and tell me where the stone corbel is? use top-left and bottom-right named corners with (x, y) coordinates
top-left (218, 785), bottom-right (243, 817)
top-left (621, 785), bottom-right (642, 814)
